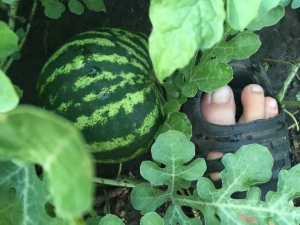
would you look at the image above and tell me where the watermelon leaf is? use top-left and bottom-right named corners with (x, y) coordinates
top-left (0, 106), bottom-right (94, 219)
top-left (149, 0), bottom-right (225, 83)
top-left (0, 0), bottom-right (14, 4)
top-left (292, 0), bottom-right (300, 8)
top-left (68, 0), bottom-right (84, 15)
top-left (259, 0), bottom-right (281, 12)
top-left (131, 131), bottom-right (300, 224)
top-left (99, 214), bottom-right (124, 225)
top-left (85, 215), bottom-right (103, 225)
top-left (140, 212), bottom-right (164, 225)
top-left (0, 188), bottom-right (16, 224)
top-left (155, 112), bottom-right (192, 140)
top-left (0, 70), bottom-right (19, 113)
top-left (0, 21), bottom-right (18, 58)
top-left (82, 0), bottom-right (106, 12)
top-left (42, 0), bottom-right (66, 19)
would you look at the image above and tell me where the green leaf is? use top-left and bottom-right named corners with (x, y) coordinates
top-left (247, 5), bottom-right (285, 30)
top-left (297, 92), bottom-right (300, 101)
top-left (213, 32), bottom-right (261, 63)
top-left (182, 82), bottom-right (198, 98)
top-left (162, 82), bottom-right (179, 102)
top-left (99, 214), bottom-right (123, 225)
top-left (42, 0), bottom-right (66, 19)
top-left (13, 85), bottom-right (23, 98)
top-left (227, 0), bottom-right (261, 30)
top-left (163, 100), bottom-right (180, 115)
top-left (1, 0), bottom-right (14, 4)
top-left (190, 58), bottom-right (233, 93)
top-left (279, 0), bottom-right (291, 6)
top-left (0, 21), bottom-right (18, 58)
top-left (85, 215), bottom-right (102, 225)
top-left (0, 70), bottom-right (19, 113)
top-left (0, 106), bottom-right (94, 217)
top-left (149, 0), bottom-right (225, 83)
top-left (155, 112), bottom-right (192, 140)
top-left (68, 0), bottom-right (84, 15)
top-left (0, 188), bottom-right (16, 225)
top-left (82, 0), bottom-right (106, 12)
top-left (259, 0), bottom-right (281, 12)
top-left (292, 0), bottom-right (300, 8)
top-left (15, 28), bottom-right (24, 41)
top-left (9, 51), bottom-right (21, 60)
top-left (131, 131), bottom-right (206, 224)
top-left (141, 212), bottom-right (163, 225)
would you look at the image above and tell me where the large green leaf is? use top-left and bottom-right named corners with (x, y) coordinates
top-left (247, 5), bottom-right (285, 30)
top-left (0, 70), bottom-right (19, 113)
top-left (0, 106), bottom-right (94, 217)
top-left (227, 0), bottom-right (262, 30)
top-left (42, 0), bottom-right (66, 19)
top-left (149, 0), bottom-right (225, 83)
top-left (131, 131), bottom-right (300, 224)
top-left (0, 21), bottom-right (18, 58)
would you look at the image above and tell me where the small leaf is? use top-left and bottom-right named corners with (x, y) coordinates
top-left (85, 215), bottom-right (102, 225)
top-left (227, 0), bottom-right (261, 30)
top-left (149, 0), bottom-right (225, 83)
top-left (247, 5), bottom-right (285, 30)
top-left (297, 92), bottom-right (300, 101)
top-left (1, 0), bottom-right (14, 4)
top-left (13, 85), bottom-right (23, 98)
top-left (292, 0), bottom-right (300, 8)
top-left (15, 28), bottom-right (24, 41)
top-left (155, 112), bottom-right (192, 140)
top-left (0, 70), bottom-right (19, 113)
top-left (182, 82), bottom-right (197, 98)
top-left (99, 214), bottom-right (124, 225)
top-left (163, 100), bottom-right (180, 115)
top-left (9, 51), bottom-right (21, 60)
top-left (141, 212), bottom-right (164, 225)
top-left (42, 0), bottom-right (66, 19)
top-left (0, 21), bottom-right (18, 58)
top-left (162, 82), bottom-right (179, 101)
top-left (83, 0), bottom-right (106, 12)
top-left (68, 0), bottom-right (84, 15)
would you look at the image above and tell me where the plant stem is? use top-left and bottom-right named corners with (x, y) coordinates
top-left (262, 58), bottom-right (294, 67)
top-left (8, 0), bottom-right (20, 31)
top-left (2, 0), bottom-right (38, 73)
top-left (280, 101), bottom-right (300, 107)
top-left (284, 109), bottom-right (299, 131)
top-left (116, 163), bottom-right (122, 181)
top-left (93, 177), bottom-right (136, 188)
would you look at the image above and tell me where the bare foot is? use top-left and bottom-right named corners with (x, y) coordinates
top-left (200, 84), bottom-right (280, 224)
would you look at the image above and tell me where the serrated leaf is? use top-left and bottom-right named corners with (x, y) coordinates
top-left (227, 0), bottom-right (262, 30)
top-left (141, 212), bottom-right (164, 225)
top-left (99, 214), bottom-right (123, 225)
top-left (1, 0), bottom-right (14, 4)
top-left (42, 0), bottom-right (66, 19)
top-left (292, 0), bottom-right (300, 8)
top-left (247, 5), bottom-right (285, 30)
top-left (0, 106), bottom-right (94, 217)
top-left (15, 28), bottom-right (24, 41)
top-left (83, 0), bottom-right (106, 12)
top-left (149, 0), bottom-right (225, 83)
top-left (191, 59), bottom-right (233, 93)
top-left (155, 112), bottom-right (192, 139)
top-left (9, 51), bottom-right (21, 60)
top-left (213, 32), bottom-right (261, 63)
top-left (0, 21), bottom-right (18, 58)
top-left (131, 131), bottom-right (206, 218)
top-left (68, 0), bottom-right (84, 15)
top-left (163, 100), bottom-right (180, 115)
top-left (0, 70), bottom-right (19, 113)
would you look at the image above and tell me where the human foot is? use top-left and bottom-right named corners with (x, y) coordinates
top-left (200, 84), bottom-right (278, 181)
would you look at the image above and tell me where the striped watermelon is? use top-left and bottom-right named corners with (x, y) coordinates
top-left (37, 27), bottom-right (165, 163)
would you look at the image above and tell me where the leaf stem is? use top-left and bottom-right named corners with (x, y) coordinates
top-left (284, 109), bottom-right (299, 131)
top-left (280, 101), bottom-right (300, 107)
top-left (88, 208), bottom-right (98, 217)
top-left (262, 58), bottom-right (294, 67)
top-left (93, 177), bottom-right (136, 188)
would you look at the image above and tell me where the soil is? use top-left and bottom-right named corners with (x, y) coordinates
top-left (2, 1), bottom-right (300, 224)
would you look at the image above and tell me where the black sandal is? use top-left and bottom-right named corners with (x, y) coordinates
top-left (181, 58), bottom-right (291, 200)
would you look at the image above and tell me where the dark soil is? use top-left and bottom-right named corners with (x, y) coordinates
top-left (2, 1), bottom-right (300, 224)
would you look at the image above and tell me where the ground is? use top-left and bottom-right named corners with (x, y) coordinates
top-left (2, 1), bottom-right (300, 224)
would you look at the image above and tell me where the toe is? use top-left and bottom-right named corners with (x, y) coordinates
top-left (238, 84), bottom-right (265, 124)
top-left (200, 85), bottom-right (236, 181)
top-left (264, 97), bottom-right (279, 119)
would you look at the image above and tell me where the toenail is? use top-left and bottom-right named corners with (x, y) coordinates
top-left (269, 99), bottom-right (277, 108)
top-left (251, 85), bottom-right (263, 92)
top-left (211, 86), bottom-right (231, 103)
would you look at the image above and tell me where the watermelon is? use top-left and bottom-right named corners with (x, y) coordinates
top-left (37, 27), bottom-right (165, 163)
